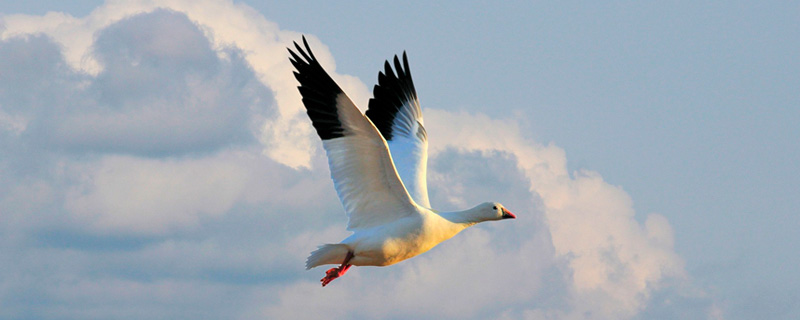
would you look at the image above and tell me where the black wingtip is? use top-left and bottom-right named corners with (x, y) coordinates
top-left (287, 35), bottom-right (318, 65)
top-left (393, 55), bottom-right (404, 78)
top-left (301, 35), bottom-right (316, 61)
top-left (384, 60), bottom-right (396, 78)
top-left (402, 51), bottom-right (411, 76)
top-left (365, 50), bottom-right (420, 141)
top-left (288, 35), bottom-right (347, 141)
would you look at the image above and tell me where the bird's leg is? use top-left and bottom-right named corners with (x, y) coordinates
top-left (321, 251), bottom-right (354, 287)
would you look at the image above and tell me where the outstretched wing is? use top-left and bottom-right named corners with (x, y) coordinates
top-left (365, 53), bottom-right (430, 208)
top-left (289, 36), bottom-right (419, 231)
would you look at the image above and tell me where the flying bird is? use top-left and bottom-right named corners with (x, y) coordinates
top-left (288, 36), bottom-right (516, 287)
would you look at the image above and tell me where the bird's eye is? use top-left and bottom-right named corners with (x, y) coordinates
top-left (493, 206), bottom-right (497, 210)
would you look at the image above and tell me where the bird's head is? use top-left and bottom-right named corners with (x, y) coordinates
top-left (475, 202), bottom-right (516, 221)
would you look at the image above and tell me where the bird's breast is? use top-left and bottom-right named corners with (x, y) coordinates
top-left (349, 215), bottom-right (462, 267)
top-left (379, 231), bottom-right (438, 265)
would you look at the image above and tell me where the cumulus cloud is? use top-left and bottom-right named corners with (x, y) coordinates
top-left (0, 1), bottom-right (713, 319)
top-left (426, 110), bottom-right (689, 318)
top-left (1, 0), bottom-right (370, 168)
top-left (2, 11), bottom-right (267, 156)
top-left (261, 110), bottom-right (692, 319)
top-left (65, 154), bottom-right (250, 233)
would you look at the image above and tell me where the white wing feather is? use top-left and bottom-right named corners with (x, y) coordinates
top-left (289, 39), bottom-right (420, 231)
top-left (365, 54), bottom-right (431, 208)
top-left (323, 96), bottom-right (419, 230)
top-left (385, 116), bottom-right (429, 209)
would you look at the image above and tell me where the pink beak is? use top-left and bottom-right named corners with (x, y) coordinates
top-left (502, 208), bottom-right (516, 219)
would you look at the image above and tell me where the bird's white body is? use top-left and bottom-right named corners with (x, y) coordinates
top-left (306, 203), bottom-right (506, 269)
top-left (329, 209), bottom-right (468, 267)
top-left (288, 37), bottom-right (515, 286)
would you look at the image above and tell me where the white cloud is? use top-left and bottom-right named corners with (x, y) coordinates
top-left (0, 12), bottom-right (268, 156)
top-left (1, 0), bottom-right (370, 168)
top-left (64, 154), bottom-right (250, 234)
top-left (0, 108), bottom-right (27, 134)
top-left (0, 1), bottom-right (713, 319)
top-left (258, 109), bottom-right (694, 319)
top-left (424, 109), bottom-right (688, 318)
top-left (264, 229), bottom-right (557, 320)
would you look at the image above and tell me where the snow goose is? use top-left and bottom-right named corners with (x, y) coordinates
top-left (288, 36), bottom-right (516, 287)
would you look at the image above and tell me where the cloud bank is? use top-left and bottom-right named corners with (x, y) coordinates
top-left (0, 1), bottom-right (715, 319)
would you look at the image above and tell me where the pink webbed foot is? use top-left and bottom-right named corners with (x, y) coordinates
top-left (321, 251), bottom-right (354, 287)
top-left (320, 265), bottom-right (350, 287)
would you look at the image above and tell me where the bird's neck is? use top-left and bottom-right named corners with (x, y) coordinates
top-left (422, 209), bottom-right (483, 246)
top-left (438, 209), bottom-right (482, 229)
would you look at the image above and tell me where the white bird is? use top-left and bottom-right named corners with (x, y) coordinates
top-left (288, 36), bottom-right (516, 287)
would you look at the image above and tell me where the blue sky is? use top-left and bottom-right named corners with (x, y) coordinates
top-left (1, 1), bottom-right (797, 319)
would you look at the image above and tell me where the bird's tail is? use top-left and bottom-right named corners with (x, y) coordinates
top-left (306, 244), bottom-right (350, 270)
